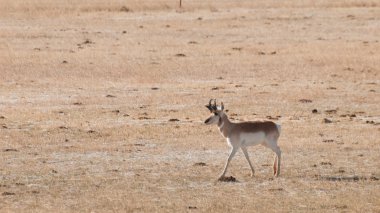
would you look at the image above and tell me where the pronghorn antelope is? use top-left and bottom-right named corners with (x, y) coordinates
top-left (204, 99), bottom-right (282, 180)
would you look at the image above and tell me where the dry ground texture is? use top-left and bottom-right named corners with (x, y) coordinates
top-left (1, 0), bottom-right (380, 212)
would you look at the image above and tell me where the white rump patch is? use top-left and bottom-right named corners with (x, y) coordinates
top-left (276, 124), bottom-right (281, 134)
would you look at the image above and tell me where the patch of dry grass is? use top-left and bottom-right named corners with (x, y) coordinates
top-left (0, 0), bottom-right (379, 212)
top-left (1, 0), bottom-right (379, 17)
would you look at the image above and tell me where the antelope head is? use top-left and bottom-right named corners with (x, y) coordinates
top-left (204, 99), bottom-right (225, 125)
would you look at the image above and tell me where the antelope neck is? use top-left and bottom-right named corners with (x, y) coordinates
top-left (218, 113), bottom-right (231, 138)
top-left (218, 118), bottom-right (224, 129)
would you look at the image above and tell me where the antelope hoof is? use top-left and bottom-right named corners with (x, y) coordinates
top-left (218, 175), bottom-right (225, 181)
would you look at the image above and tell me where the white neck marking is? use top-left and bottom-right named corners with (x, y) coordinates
top-left (218, 120), bottom-right (224, 129)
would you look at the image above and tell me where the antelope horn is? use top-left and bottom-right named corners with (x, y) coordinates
top-left (206, 99), bottom-right (213, 111)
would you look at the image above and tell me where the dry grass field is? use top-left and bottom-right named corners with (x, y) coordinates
top-left (1, 0), bottom-right (380, 212)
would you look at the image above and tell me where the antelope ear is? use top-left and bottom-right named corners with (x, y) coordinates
top-left (205, 105), bottom-right (211, 110)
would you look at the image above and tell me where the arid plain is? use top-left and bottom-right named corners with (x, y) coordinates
top-left (0, 0), bottom-right (379, 212)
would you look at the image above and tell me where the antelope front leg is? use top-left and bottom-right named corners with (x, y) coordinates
top-left (218, 146), bottom-right (238, 180)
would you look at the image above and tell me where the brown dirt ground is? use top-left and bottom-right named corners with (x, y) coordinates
top-left (0, 1), bottom-right (379, 212)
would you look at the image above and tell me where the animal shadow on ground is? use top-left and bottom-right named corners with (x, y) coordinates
top-left (218, 176), bottom-right (238, 182)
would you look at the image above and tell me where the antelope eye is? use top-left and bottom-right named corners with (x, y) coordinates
top-left (214, 112), bottom-right (218, 116)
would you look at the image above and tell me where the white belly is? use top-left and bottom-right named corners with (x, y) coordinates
top-left (239, 132), bottom-right (266, 146)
